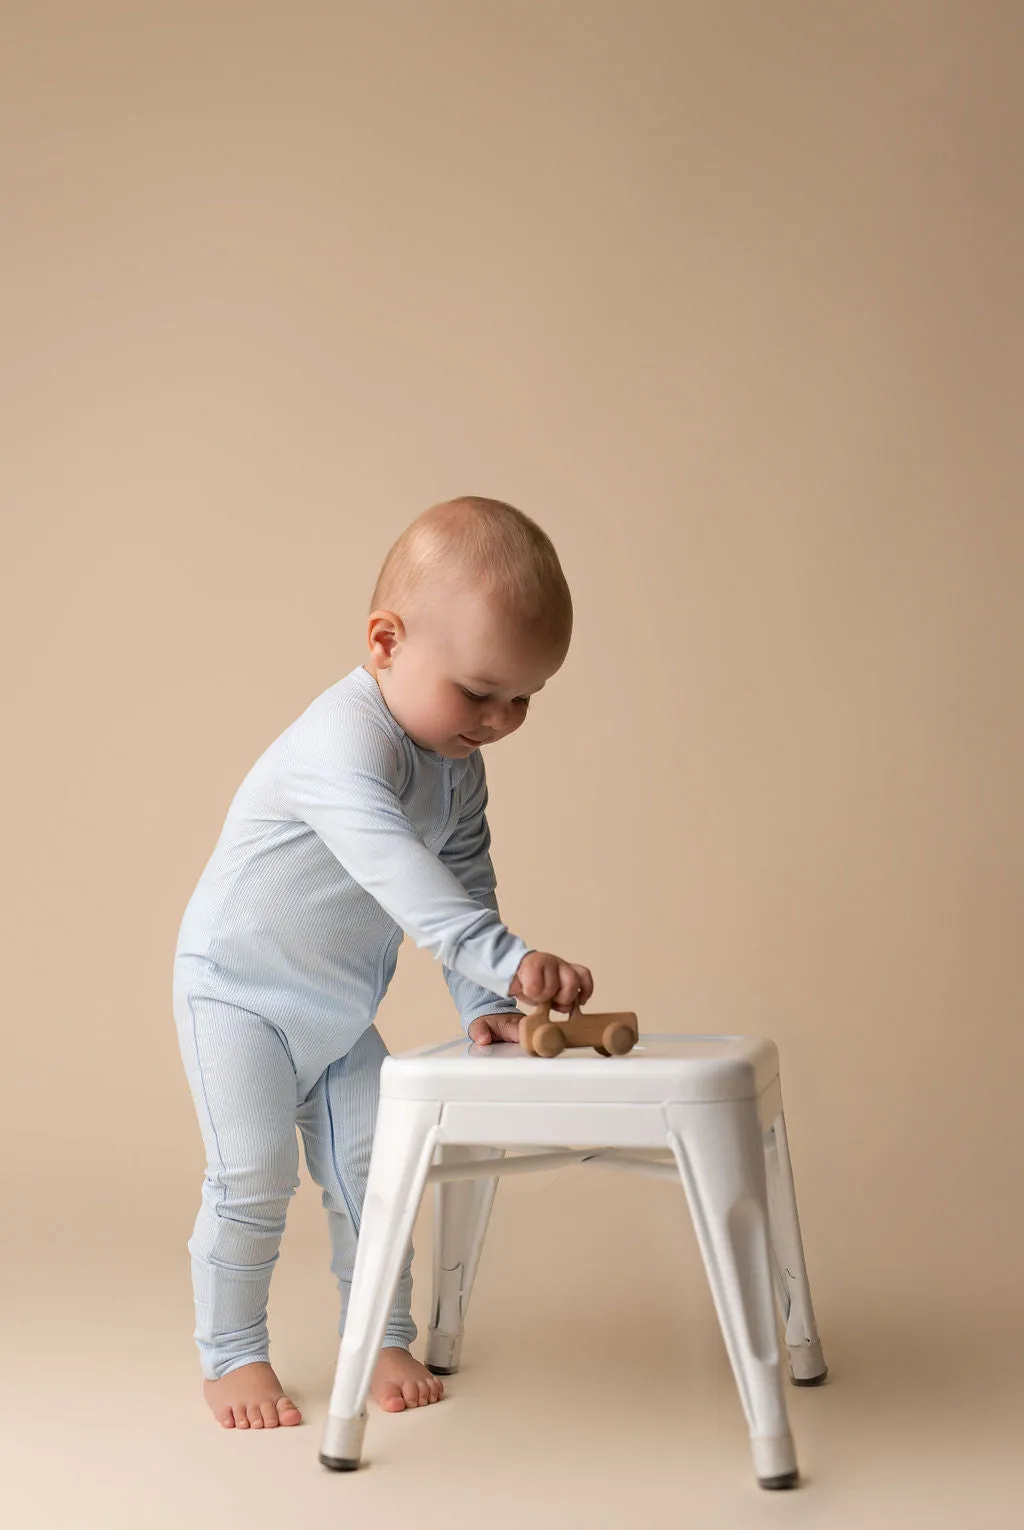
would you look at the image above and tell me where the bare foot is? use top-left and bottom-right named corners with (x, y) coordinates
top-left (371, 1348), bottom-right (445, 1413)
top-left (203, 1361), bottom-right (302, 1429)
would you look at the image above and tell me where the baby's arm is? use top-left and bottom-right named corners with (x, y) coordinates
top-left (437, 752), bottom-right (526, 1034)
top-left (276, 707), bottom-right (530, 999)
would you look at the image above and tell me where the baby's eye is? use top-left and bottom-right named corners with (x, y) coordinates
top-left (460, 687), bottom-right (530, 707)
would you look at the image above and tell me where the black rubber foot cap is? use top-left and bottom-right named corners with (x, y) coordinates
top-left (319, 1454), bottom-right (360, 1472)
top-left (759, 1471), bottom-right (799, 1491)
top-left (792, 1366), bottom-right (828, 1387)
top-left (426, 1363), bottom-right (458, 1375)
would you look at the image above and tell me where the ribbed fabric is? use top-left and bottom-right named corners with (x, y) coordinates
top-left (174, 663), bottom-right (526, 1099)
top-left (174, 989), bottom-right (412, 1379)
top-left (171, 662), bottom-right (529, 1378)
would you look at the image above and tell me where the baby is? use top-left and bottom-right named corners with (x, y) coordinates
top-left (172, 496), bottom-right (593, 1430)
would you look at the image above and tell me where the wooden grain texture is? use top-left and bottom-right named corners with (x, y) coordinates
top-left (520, 1002), bottom-right (639, 1057)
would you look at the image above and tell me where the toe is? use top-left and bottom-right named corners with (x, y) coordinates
top-left (416, 1378), bottom-right (430, 1406)
top-left (277, 1396), bottom-right (302, 1425)
top-left (218, 1408), bottom-right (235, 1428)
top-left (247, 1404), bottom-right (264, 1428)
top-left (233, 1407), bottom-right (250, 1429)
top-left (379, 1383), bottom-right (406, 1413)
top-left (401, 1380), bottom-right (420, 1408)
top-left (260, 1401), bottom-right (279, 1428)
top-left (428, 1375), bottom-right (444, 1403)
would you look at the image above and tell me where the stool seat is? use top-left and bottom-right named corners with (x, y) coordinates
top-left (382, 1033), bottom-right (780, 1104)
top-left (320, 1029), bottom-right (826, 1491)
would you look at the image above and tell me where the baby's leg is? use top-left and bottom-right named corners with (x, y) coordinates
top-left (175, 990), bottom-right (303, 1428)
top-left (297, 1024), bottom-right (443, 1412)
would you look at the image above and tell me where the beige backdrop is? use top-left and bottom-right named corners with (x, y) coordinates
top-left (3, 3), bottom-right (1022, 1526)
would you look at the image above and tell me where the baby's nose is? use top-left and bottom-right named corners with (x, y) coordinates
top-left (479, 704), bottom-right (511, 735)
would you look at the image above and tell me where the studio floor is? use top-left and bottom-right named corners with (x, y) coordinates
top-left (7, 1169), bottom-right (1021, 1530)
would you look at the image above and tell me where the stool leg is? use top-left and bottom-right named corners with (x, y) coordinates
top-left (668, 1100), bottom-right (799, 1490)
top-left (319, 1097), bottom-right (440, 1472)
top-left (764, 1110), bottom-right (827, 1385)
top-left (427, 1144), bottom-right (505, 1375)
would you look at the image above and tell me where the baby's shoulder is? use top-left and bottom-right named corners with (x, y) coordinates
top-left (287, 667), bottom-right (391, 734)
top-left (276, 668), bottom-right (408, 779)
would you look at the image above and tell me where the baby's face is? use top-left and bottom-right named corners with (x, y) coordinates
top-left (368, 591), bottom-right (564, 758)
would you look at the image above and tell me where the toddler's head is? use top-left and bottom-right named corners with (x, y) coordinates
top-left (365, 497), bottom-right (572, 757)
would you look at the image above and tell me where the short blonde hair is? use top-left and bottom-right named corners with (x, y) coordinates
top-left (371, 497), bottom-right (573, 651)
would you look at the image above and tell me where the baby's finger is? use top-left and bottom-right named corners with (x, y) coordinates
top-left (554, 962), bottom-right (581, 1008)
top-left (520, 960), bottom-right (545, 1002)
top-left (538, 958), bottom-right (561, 1003)
top-left (575, 966), bottom-right (594, 1004)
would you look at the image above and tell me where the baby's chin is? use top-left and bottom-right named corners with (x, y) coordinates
top-left (415, 733), bottom-right (479, 756)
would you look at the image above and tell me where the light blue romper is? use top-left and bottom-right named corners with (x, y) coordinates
top-left (172, 663), bottom-right (528, 1380)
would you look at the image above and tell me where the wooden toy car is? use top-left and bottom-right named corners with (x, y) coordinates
top-left (519, 1000), bottom-right (639, 1058)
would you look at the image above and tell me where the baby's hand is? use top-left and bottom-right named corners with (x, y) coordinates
top-left (509, 951), bottom-right (594, 1013)
top-left (467, 1013), bottom-right (524, 1046)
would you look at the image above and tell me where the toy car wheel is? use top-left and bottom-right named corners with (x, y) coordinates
top-left (603, 1022), bottom-right (635, 1056)
top-left (593, 1044), bottom-right (611, 1056)
top-left (534, 1022), bottom-right (566, 1058)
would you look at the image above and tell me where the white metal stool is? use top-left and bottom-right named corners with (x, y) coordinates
top-left (319, 1033), bottom-right (826, 1489)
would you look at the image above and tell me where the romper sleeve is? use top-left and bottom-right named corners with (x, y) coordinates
top-left (276, 704), bottom-right (530, 999)
top-left (438, 750), bottom-right (528, 1033)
